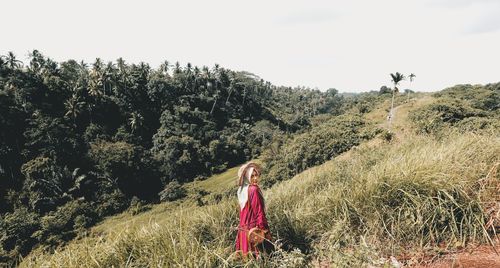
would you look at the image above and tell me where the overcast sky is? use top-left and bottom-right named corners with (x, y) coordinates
top-left (1, 0), bottom-right (500, 92)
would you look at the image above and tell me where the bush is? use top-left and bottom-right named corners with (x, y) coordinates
top-left (88, 141), bottom-right (162, 200)
top-left (455, 116), bottom-right (500, 133)
top-left (435, 83), bottom-right (500, 111)
top-left (95, 189), bottom-right (128, 217)
top-left (20, 156), bottom-right (64, 213)
top-left (410, 84), bottom-right (499, 135)
top-left (83, 123), bottom-right (110, 144)
top-left (32, 200), bottom-right (96, 247)
top-left (151, 134), bottom-right (206, 183)
top-left (128, 196), bottom-right (151, 215)
top-left (380, 129), bottom-right (395, 142)
top-left (0, 208), bottom-right (40, 258)
top-left (159, 180), bottom-right (186, 202)
top-left (262, 114), bottom-right (374, 185)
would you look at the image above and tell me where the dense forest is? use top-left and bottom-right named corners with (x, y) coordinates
top-left (0, 50), bottom-right (351, 263)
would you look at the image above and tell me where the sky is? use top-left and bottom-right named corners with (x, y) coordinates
top-left (1, 0), bottom-right (500, 92)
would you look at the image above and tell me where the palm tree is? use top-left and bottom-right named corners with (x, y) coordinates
top-left (225, 78), bottom-right (235, 105)
top-left (6, 52), bottom-right (22, 69)
top-left (27, 50), bottom-right (48, 76)
top-left (407, 73), bottom-right (416, 102)
top-left (193, 66), bottom-right (201, 89)
top-left (205, 78), bottom-right (219, 115)
top-left (78, 60), bottom-right (88, 76)
top-left (117, 57), bottom-right (126, 74)
top-left (103, 61), bottom-right (116, 96)
top-left (0, 56), bottom-right (6, 70)
top-left (174, 61), bottom-right (181, 74)
top-left (389, 72), bottom-right (405, 127)
top-left (115, 58), bottom-right (130, 89)
top-left (89, 58), bottom-right (104, 97)
top-left (201, 66), bottom-right (212, 99)
top-left (210, 90), bottom-right (219, 115)
top-left (64, 91), bottom-right (85, 126)
top-left (159, 60), bottom-right (170, 76)
top-left (128, 112), bottom-right (144, 133)
top-left (87, 58), bottom-right (104, 124)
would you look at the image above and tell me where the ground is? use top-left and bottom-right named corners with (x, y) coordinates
top-left (414, 240), bottom-right (500, 268)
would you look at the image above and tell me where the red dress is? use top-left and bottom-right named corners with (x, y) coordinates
top-left (235, 185), bottom-right (270, 257)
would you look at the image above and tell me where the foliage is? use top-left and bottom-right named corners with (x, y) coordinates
top-left (261, 114), bottom-right (376, 185)
top-left (380, 129), bottom-right (395, 142)
top-left (32, 200), bottom-right (96, 247)
top-left (20, 156), bottom-right (65, 213)
top-left (127, 196), bottom-right (151, 216)
top-left (0, 91), bottom-right (25, 212)
top-left (390, 72), bottom-right (405, 89)
top-left (0, 208), bottom-right (40, 260)
top-left (159, 181), bottom-right (187, 202)
top-left (410, 83), bottom-right (499, 135)
top-left (88, 141), bottom-right (161, 199)
top-left (93, 189), bottom-right (128, 218)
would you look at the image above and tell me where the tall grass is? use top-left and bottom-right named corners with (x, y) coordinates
top-left (266, 133), bottom-right (498, 266)
top-left (21, 133), bottom-right (499, 267)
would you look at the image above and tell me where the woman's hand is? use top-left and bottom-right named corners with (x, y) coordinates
top-left (264, 229), bottom-right (272, 240)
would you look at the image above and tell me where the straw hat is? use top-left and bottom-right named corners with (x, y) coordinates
top-left (237, 162), bottom-right (261, 186)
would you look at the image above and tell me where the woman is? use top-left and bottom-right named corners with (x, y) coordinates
top-left (235, 162), bottom-right (273, 258)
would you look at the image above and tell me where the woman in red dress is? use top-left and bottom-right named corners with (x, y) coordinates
top-left (235, 162), bottom-right (272, 258)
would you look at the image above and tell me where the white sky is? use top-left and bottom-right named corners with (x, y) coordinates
top-left (1, 0), bottom-right (500, 92)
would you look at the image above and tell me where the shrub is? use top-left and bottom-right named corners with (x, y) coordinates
top-left (83, 123), bottom-right (110, 144)
top-left (128, 196), bottom-right (151, 215)
top-left (411, 83), bottom-right (499, 135)
top-left (410, 99), bottom-right (488, 134)
top-left (435, 83), bottom-right (500, 111)
top-left (88, 141), bottom-right (162, 200)
top-left (159, 180), bottom-right (187, 202)
top-left (456, 116), bottom-right (500, 133)
top-left (32, 200), bottom-right (96, 247)
top-left (262, 114), bottom-right (374, 185)
top-left (20, 156), bottom-right (64, 213)
top-left (95, 189), bottom-right (128, 217)
top-left (380, 129), bottom-right (395, 142)
top-left (151, 134), bottom-right (206, 183)
top-left (0, 208), bottom-right (40, 258)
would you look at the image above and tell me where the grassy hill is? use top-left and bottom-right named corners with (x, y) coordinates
top-left (20, 93), bottom-right (499, 267)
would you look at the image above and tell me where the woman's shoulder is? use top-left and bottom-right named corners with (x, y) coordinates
top-left (248, 185), bottom-right (262, 195)
top-left (248, 184), bottom-right (260, 190)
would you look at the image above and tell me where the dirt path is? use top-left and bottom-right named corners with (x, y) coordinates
top-left (363, 94), bottom-right (435, 139)
top-left (414, 243), bottom-right (500, 268)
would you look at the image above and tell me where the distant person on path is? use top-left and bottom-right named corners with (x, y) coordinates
top-left (235, 162), bottom-right (273, 259)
